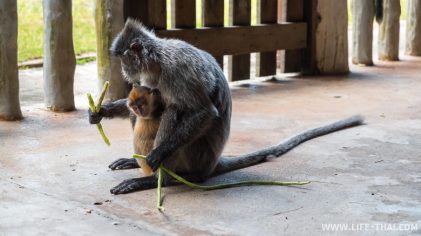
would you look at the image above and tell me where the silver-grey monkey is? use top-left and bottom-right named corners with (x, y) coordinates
top-left (89, 19), bottom-right (363, 194)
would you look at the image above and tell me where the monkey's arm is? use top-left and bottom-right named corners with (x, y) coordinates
top-left (89, 98), bottom-right (130, 124)
top-left (146, 104), bottom-right (218, 171)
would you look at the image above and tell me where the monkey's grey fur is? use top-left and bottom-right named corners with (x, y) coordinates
top-left (89, 19), bottom-right (364, 195)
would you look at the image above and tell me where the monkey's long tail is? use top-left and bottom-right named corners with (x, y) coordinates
top-left (213, 115), bottom-right (364, 176)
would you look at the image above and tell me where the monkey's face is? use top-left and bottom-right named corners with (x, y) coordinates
top-left (128, 86), bottom-right (150, 118)
top-left (120, 47), bottom-right (143, 83)
top-left (110, 19), bottom-right (158, 85)
top-left (128, 86), bottom-right (164, 119)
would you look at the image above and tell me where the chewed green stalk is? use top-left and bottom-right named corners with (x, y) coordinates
top-left (87, 81), bottom-right (110, 146)
top-left (157, 167), bottom-right (164, 212)
top-left (162, 165), bottom-right (310, 190)
top-left (133, 154), bottom-right (310, 210)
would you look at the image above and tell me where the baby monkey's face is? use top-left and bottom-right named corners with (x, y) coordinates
top-left (127, 85), bottom-right (164, 119)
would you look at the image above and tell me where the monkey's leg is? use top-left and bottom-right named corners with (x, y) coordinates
top-left (147, 105), bottom-right (218, 171)
top-left (109, 158), bottom-right (140, 170)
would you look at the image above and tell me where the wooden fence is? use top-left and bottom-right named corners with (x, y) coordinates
top-left (123, 0), bottom-right (315, 81)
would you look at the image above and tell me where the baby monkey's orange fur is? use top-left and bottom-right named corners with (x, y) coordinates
top-left (127, 85), bottom-right (165, 176)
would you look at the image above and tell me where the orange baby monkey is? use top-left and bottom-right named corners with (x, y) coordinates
top-left (127, 85), bottom-right (165, 176)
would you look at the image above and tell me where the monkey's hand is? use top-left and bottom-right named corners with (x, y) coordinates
top-left (88, 107), bottom-right (104, 124)
top-left (146, 149), bottom-right (163, 172)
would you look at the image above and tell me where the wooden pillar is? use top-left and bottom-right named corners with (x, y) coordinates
top-left (203, 0), bottom-right (224, 68)
top-left (314, 0), bottom-right (349, 74)
top-left (301, 0), bottom-right (317, 75)
top-left (378, 0), bottom-right (400, 61)
top-left (405, 0), bottom-right (421, 56)
top-left (0, 0), bottom-right (22, 120)
top-left (123, 0), bottom-right (166, 29)
top-left (256, 0), bottom-right (278, 77)
top-left (228, 0), bottom-right (251, 81)
top-left (351, 0), bottom-right (375, 66)
top-left (147, 0), bottom-right (167, 29)
top-left (43, 0), bottom-right (76, 111)
top-left (95, 0), bottom-right (126, 101)
top-left (284, 0), bottom-right (304, 73)
top-left (173, 0), bottom-right (196, 29)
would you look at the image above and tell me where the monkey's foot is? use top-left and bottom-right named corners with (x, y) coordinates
top-left (110, 176), bottom-right (157, 194)
top-left (109, 158), bottom-right (139, 170)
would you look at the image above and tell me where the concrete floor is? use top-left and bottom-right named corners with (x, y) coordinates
top-left (1, 56), bottom-right (421, 236)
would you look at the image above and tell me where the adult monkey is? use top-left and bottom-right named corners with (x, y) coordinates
top-left (89, 19), bottom-right (363, 194)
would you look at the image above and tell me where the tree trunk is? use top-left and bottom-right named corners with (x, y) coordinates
top-left (315, 0), bottom-right (349, 74)
top-left (43, 0), bottom-right (76, 111)
top-left (95, 0), bottom-right (126, 101)
top-left (351, 0), bottom-right (375, 66)
top-left (0, 0), bottom-right (23, 120)
top-left (405, 0), bottom-right (421, 56)
top-left (378, 0), bottom-right (400, 61)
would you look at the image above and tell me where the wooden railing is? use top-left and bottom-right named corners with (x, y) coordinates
top-left (123, 0), bottom-right (314, 81)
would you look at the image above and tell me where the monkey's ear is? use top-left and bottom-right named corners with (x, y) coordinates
top-left (130, 40), bottom-right (143, 52)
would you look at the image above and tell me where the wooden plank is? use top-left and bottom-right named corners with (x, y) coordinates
top-left (228, 0), bottom-right (251, 81)
top-left (284, 0), bottom-right (304, 73)
top-left (148, 0), bottom-right (166, 29)
top-left (124, 0), bottom-right (166, 29)
top-left (203, 0), bottom-right (224, 67)
top-left (124, 0), bottom-right (148, 22)
top-left (173, 0), bottom-right (196, 28)
top-left (156, 23), bottom-right (307, 56)
top-left (256, 0), bottom-right (278, 77)
top-left (301, 0), bottom-right (317, 75)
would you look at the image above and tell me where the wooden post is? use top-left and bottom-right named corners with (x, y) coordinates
top-left (228, 0), bottom-right (251, 81)
top-left (173, 0), bottom-right (196, 29)
top-left (378, 0), bottom-right (400, 61)
top-left (123, 0), bottom-right (166, 29)
top-left (147, 0), bottom-right (167, 29)
top-left (95, 0), bottom-right (126, 101)
top-left (0, 0), bottom-right (22, 120)
top-left (301, 0), bottom-right (317, 75)
top-left (43, 0), bottom-right (76, 111)
top-left (284, 0), bottom-right (304, 73)
top-left (405, 0), bottom-right (421, 56)
top-left (277, 0), bottom-right (285, 71)
top-left (351, 0), bottom-right (375, 66)
top-left (314, 0), bottom-right (349, 74)
top-left (203, 0), bottom-right (224, 68)
top-left (256, 0), bottom-right (278, 77)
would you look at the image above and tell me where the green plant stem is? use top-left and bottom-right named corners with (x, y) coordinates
top-left (157, 167), bottom-right (164, 211)
top-left (87, 81), bottom-right (110, 146)
top-left (162, 165), bottom-right (310, 190)
top-left (133, 154), bottom-right (310, 210)
top-left (97, 81), bottom-right (109, 108)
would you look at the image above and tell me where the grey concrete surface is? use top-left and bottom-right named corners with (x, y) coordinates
top-left (1, 56), bottom-right (421, 236)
